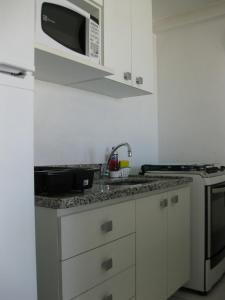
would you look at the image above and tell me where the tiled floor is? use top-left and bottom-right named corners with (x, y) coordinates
top-left (169, 275), bottom-right (225, 300)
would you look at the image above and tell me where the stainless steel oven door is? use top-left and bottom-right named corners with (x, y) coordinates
top-left (206, 182), bottom-right (225, 269)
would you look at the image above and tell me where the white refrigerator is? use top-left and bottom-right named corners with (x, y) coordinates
top-left (0, 1), bottom-right (37, 299)
top-left (0, 73), bottom-right (37, 300)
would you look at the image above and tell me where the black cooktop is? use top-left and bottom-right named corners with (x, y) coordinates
top-left (141, 164), bottom-right (225, 174)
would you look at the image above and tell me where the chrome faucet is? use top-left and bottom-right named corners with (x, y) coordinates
top-left (104, 143), bottom-right (132, 175)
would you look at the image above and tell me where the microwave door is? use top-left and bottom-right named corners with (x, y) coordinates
top-left (41, 3), bottom-right (89, 55)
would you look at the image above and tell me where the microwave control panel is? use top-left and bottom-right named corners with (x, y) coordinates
top-left (89, 18), bottom-right (101, 64)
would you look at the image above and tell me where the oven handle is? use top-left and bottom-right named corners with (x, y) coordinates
top-left (207, 187), bottom-right (211, 258)
top-left (211, 187), bottom-right (225, 194)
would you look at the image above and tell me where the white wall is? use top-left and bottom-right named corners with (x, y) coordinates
top-left (34, 82), bottom-right (158, 169)
top-left (157, 16), bottom-right (225, 164)
top-left (152, 0), bottom-right (217, 20)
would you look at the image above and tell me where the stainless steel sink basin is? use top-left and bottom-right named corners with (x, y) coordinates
top-left (105, 178), bottom-right (158, 186)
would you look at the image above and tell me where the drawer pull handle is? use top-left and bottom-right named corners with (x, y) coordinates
top-left (136, 76), bottom-right (144, 85)
top-left (102, 258), bottom-right (113, 271)
top-left (171, 195), bottom-right (179, 204)
top-left (102, 295), bottom-right (113, 300)
top-left (124, 72), bottom-right (132, 80)
top-left (160, 199), bottom-right (168, 208)
top-left (0, 63), bottom-right (27, 77)
top-left (101, 221), bottom-right (113, 233)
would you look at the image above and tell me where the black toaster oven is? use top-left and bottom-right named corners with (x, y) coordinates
top-left (34, 166), bottom-right (94, 195)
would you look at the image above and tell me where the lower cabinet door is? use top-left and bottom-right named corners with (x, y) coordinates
top-left (136, 193), bottom-right (167, 300)
top-left (167, 187), bottom-right (191, 297)
top-left (75, 267), bottom-right (135, 300)
top-left (61, 235), bottom-right (135, 300)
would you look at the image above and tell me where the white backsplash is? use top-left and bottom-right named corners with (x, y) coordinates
top-left (34, 80), bottom-right (158, 169)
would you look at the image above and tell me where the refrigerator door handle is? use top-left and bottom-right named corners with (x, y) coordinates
top-left (0, 63), bottom-right (28, 77)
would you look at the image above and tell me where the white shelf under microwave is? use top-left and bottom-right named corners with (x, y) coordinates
top-left (34, 43), bottom-right (113, 86)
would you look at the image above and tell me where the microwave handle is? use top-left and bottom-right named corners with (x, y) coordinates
top-left (0, 63), bottom-right (27, 77)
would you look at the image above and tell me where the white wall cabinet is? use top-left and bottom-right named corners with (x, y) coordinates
top-left (136, 187), bottom-right (191, 300)
top-left (104, 0), bottom-right (132, 86)
top-left (75, 0), bottom-right (154, 98)
top-left (0, 0), bottom-right (34, 72)
top-left (132, 0), bottom-right (153, 92)
top-left (104, 0), bottom-right (153, 92)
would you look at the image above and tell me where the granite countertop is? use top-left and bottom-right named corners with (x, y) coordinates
top-left (35, 175), bottom-right (193, 210)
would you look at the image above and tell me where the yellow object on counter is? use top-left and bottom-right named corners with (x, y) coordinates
top-left (119, 160), bottom-right (129, 168)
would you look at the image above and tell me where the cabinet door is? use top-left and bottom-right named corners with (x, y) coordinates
top-left (131, 0), bottom-right (153, 92)
top-left (136, 193), bottom-right (167, 300)
top-left (0, 0), bottom-right (34, 71)
top-left (167, 187), bottom-right (191, 297)
top-left (104, 0), bottom-right (132, 85)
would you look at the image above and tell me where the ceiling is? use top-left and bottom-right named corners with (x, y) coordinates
top-left (152, 0), bottom-right (222, 21)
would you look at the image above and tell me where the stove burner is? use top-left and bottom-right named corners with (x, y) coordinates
top-left (141, 164), bottom-right (225, 175)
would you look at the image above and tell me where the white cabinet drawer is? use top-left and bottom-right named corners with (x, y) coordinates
top-left (60, 201), bottom-right (135, 260)
top-left (74, 267), bottom-right (135, 300)
top-left (61, 234), bottom-right (135, 300)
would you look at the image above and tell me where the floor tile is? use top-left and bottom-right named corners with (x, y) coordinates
top-left (172, 275), bottom-right (225, 300)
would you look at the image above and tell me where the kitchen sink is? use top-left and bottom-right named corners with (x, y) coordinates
top-left (105, 178), bottom-right (158, 186)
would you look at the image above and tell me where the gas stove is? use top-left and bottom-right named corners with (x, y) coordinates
top-left (141, 164), bottom-right (225, 177)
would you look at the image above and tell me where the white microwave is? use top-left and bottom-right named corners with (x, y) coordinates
top-left (36, 0), bottom-right (101, 64)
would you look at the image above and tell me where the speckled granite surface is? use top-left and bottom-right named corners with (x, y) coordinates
top-left (35, 175), bottom-right (193, 209)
